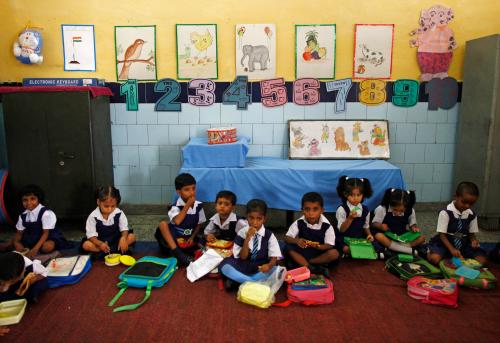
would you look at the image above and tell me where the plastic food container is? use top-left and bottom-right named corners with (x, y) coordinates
top-left (285, 266), bottom-right (311, 284)
top-left (104, 254), bottom-right (121, 266)
top-left (119, 255), bottom-right (136, 266)
top-left (0, 299), bottom-right (27, 325)
top-left (207, 127), bottom-right (237, 144)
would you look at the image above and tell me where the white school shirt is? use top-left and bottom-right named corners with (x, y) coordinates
top-left (372, 205), bottom-right (417, 227)
top-left (204, 212), bottom-right (247, 235)
top-left (336, 201), bottom-right (370, 229)
top-left (436, 202), bottom-right (479, 234)
top-left (16, 204), bottom-right (57, 231)
top-left (286, 214), bottom-right (336, 246)
top-left (23, 255), bottom-right (48, 277)
top-left (233, 225), bottom-right (282, 259)
top-left (168, 198), bottom-right (206, 224)
top-left (85, 207), bottom-right (129, 239)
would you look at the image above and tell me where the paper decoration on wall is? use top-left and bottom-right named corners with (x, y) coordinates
top-left (155, 78), bottom-right (182, 112)
top-left (177, 24), bottom-right (218, 79)
top-left (61, 25), bottom-right (96, 71)
top-left (115, 25), bottom-right (157, 81)
top-left (409, 5), bottom-right (457, 81)
top-left (295, 24), bottom-right (336, 79)
top-left (120, 79), bottom-right (139, 111)
top-left (358, 80), bottom-right (387, 105)
top-left (261, 78), bottom-right (287, 107)
top-left (188, 79), bottom-right (216, 106)
top-left (288, 120), bottom-right (390, 159)
top-left (392, 79), bottom-right (419, 107)
top-left (425, 77), bottom-right (458, 110)
top-left (13, 27), bottom-right (43, 64)
top-left (222, 76), bottom-right (251, 110)
top-left (325, 78), bottom-right (352, 113)
top-left (293, 78), bottom-right (320, 105)
top-left (235, 24), bottom-right (276, 80)
top-left (353, 24), bottom-right (394, 79)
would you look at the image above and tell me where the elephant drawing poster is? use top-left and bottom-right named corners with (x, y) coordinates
top-left (176, 24), bottom-right (218, 79)
top-left (288, 120), bottom-right (390, 159)
top-left (295, 24), bottom-right (336, 79)
top-left (353, 24), bottom-right (394, 79)
top-left (115, 25), bottom-right (157, 81)
top-left (236, 24), bottom-right (276, 80)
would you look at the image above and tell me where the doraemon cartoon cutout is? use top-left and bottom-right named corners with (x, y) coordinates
top-left (13, 28), bottom-right (43, 65)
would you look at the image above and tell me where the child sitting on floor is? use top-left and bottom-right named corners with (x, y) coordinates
top-left (372, 188), bottom-right (426, 256)
top-left (335, 176), bottom-right (379, 257)
top-left (285, 192), bottom-right (339, 276)
top-left (155, 173), bottom-right (206, 266)
top-left (12, 184), bottom-right (70, 260)
top-left (81, 186), bottom-right (136, 257)
top-left (204, 190), bottom-right (246, 243)
top-left (219, 199), bottom-right (282, 290)
top-left (428, 181), bottom-right (488, 265)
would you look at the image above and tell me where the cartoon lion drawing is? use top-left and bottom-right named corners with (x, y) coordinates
top-left (334, 127), bottom-right (351, 151)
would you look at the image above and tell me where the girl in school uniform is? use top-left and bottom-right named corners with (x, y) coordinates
top-left (372, 188), bottom-right (426, 256)
top-left (81, 186), bottom-right (136, 256)
top-left (219, 199), bottom-right (282, 290)
top-left (13, 184), bottom-right (70, 259)
top-left (335, 176), bottom-right (379, 257)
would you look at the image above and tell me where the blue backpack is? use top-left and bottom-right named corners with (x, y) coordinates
top-left (47, 255), bottom-right (92, 288)
top-left (108, 256), bottom-right (177, 312)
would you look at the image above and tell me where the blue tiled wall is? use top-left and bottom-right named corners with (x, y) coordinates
top-left (111, 100), bottom-right (459, 204)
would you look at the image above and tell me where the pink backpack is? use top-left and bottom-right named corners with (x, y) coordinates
top-left (274, 274), bottom-right (334, 307)
top-left (407, 276), bottom-right (458, 308)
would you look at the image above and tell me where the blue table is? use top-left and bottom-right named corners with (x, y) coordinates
top-left (182, 136), bottom-right (250, 168)
top-left (180, 157), bottom-right (406, 212)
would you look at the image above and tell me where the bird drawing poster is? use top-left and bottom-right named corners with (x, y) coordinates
top-left (295, 24), bottom-right (336, 79)
top-left (353, 24), bottom-right (394, 79)
top-left (115, 25), bottom-right (157, 81)
top-left (235, 24), bottom-right (276, 80)
top-left (62, 24), bottom-right (96, 71)
top-left (176, 24), bottom-right (218, 79)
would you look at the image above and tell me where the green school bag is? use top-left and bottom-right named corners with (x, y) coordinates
top-left (385, 255), bottom-right (442, 281)
top-left (108, 256), bottom-right (177, 312)
top-left (439, 258), bottom-right (496, 289)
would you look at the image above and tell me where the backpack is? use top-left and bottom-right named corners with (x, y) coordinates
top-left (108, 256), bottom-right (177, 312)
top-left (274, 274), bottom-right (334, 307)
top-left (407, 276), bottom-right (458, 308)
top-left (439, 258), bottom-right (497, 289)
top-left (46, 255), bottom-right (92, 288)
top-left (385, 255), bottom-right (442, 280)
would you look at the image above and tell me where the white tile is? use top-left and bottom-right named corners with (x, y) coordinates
top-left (179, 104), bottom-right (200, 124)
top-left (200, 104), bottom-right (221, 124)
top-left (168, 125), bottom-right (190, 145)
top-left (139, 146), bottom-right (159, 165)
top-left (242, 103), bottom-right (263, 123)
top-left (127, 125), bottom-right (148, 145)
top-left (137, 104), bottom-right (158, 124)
top-left (262, 106), bottom-right (284, 123)
top-left (148, 125), bottom-right (170, 145)
top-left (115, 103), bottom-right (137, 124)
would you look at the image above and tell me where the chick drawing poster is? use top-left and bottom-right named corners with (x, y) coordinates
top-left (295, 25), bottom-right (336, 79)
top-left (235, 24), bottom-right (276, 80)
top-left (176, 24), bottom-right (218, 79)
top-left (115, 26), bottom-right (157, 81)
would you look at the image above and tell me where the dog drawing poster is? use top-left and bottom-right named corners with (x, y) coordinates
top-left (236, 24), bottom-right (276, 80)
top-left (288, 120), bottom-right (390, 159)
top-left (353, 24), bottom-right (394, 79)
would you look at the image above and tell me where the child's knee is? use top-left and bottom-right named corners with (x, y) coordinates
top-left (428, 253), bottom-right (441, 265)
top-left (326, 249), bottom-right (339, 261)
top-left (82, 240), bottom-right (96, 251)
top-left (41, 240), bottom-right (55, 252)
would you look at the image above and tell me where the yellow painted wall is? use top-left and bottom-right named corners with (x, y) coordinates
top-left (0, 0), bottom-right (499, 82)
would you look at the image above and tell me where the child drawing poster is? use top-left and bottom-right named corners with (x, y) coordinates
top-left (288, 120), bottom-right (390, 159)
top-left (353, 24), bottom-right (394, 79)
top-left (177, 24), bottom-right (218, 79)
top-left (115, 25), bottom-right (157, 81)
top-left (295, 24), bottom-right (336, 79)
top-left (62, 25), bottom-right (96, 71)
top-left (236, 24), bottom-right (276, 80)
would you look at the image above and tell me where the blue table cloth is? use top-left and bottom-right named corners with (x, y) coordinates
top-left (180, 157), bottom-right (406, 212)
top-left (182, 136), bottom-right (250, 168)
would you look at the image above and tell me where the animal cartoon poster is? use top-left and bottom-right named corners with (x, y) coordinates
top-left (295, 24), bottom-right (336, 79)
top-left (236, 24), bottom-right (276, 80)
top-left (115, 26), bottom-right (157, 81)
top-left (288, 120), bottom-right (390, 159)
top-left (177, 24), bottom-right (218, 79)
top-left (353, 24), bottom-right (394, 79)
top-left (62, 25), bottom-right (96, 71)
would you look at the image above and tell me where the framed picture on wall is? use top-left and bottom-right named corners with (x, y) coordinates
top-left (295, 24), bottom-right (336, 79)
top-left (176, 24), bottom-right (218, 79)
top-left (353, 24), bottom-right (394, 79)
top-left (115, 25), bottom-right (157, 81)
top-left (235, 24), bottom-right (276, 80)
top-left (61, 24), bottom-right (96, 71)
top-left (288, 120), bottom-right (390, 159)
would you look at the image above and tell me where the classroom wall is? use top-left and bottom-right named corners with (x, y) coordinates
top-left (0, 0), bottom-right (498, 205)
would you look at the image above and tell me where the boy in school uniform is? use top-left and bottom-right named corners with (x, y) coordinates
top-left (285, 192), bottom-right (339, 276)
top-left (204, 190), bottom-right (246, 243)
top-left (155, 173), bottom-right (206, 266)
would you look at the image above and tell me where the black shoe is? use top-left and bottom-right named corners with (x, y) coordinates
top-left (310, 264), bottom-right (330, 278)
top-left (171, 247), bottom-right (192, 266)
top-left (224, 278), bottom-right (239, 292)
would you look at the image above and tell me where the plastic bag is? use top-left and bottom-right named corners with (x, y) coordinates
top-left (186, 249), bottom-right (223, 282)
top-left (237, 266), bottom-right (286, 309)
